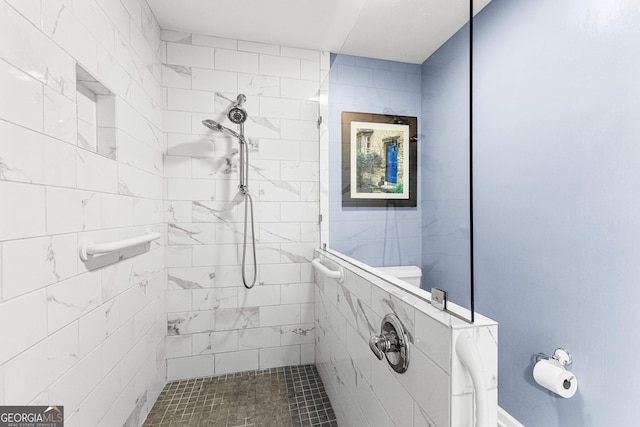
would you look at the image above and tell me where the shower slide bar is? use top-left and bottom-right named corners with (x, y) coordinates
top-left (79, 232), bottom-right (161, 261)
top-left (311, 258), bottom-right (345, 283)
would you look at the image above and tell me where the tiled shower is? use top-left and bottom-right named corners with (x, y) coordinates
top-left (0, 0), bottom-right (497, 426)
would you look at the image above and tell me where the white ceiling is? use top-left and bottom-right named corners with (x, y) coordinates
top-left (147, 0), bottom-right (492, 64)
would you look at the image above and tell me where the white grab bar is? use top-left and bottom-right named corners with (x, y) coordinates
top-left (456, 331), bottom-right (489, 427)
top-left (79, 232), bottom-right (161, 261)
top-left (311, 258), bottom-right (345, 283)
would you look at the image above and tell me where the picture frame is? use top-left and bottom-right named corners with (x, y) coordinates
top-left (341, 111), bottom-right (418, 207)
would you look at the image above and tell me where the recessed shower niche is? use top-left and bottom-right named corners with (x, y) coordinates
top-left (75, 64), bottom-right (116, 159)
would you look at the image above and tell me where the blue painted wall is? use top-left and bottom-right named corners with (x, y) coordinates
top-left (328, 54), bottom-right (423, 268)
top-left (422, 0), bottom-right (640, 424)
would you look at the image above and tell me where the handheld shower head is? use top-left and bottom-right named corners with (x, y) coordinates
top-left (202, 119), bottom-right (246, 144)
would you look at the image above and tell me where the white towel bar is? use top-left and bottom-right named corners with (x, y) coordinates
top-left (311, 258), bottom-right (345, 283)
top-left (79, 232), bottom-right (161, 261)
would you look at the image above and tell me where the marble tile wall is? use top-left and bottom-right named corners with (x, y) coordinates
top-left (314, 250), bottom-right (498, 427)
top-left (0, 0), bottom-right (165, 426)
top-left (161, 31), bottom-right (322, 380)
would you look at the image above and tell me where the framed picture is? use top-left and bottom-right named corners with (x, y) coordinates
top-left (342, 111), bottom-right (418, 207)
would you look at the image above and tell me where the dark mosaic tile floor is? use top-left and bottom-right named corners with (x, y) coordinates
top-left (143, 365), bottom-right (338, 427)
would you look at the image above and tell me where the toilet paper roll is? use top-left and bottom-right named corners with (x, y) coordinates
top-left (533, 359), bottom-right (578, 398)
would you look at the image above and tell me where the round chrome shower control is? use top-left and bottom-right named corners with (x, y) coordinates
top-left (368, 313), bottom-right (409, 373)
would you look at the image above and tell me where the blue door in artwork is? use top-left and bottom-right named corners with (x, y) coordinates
top-left (386, 144), bottom-right (398, 184)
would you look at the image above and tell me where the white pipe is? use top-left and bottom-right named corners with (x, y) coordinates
top-left (311, 258), bottom-right (344, 283)
top-left (455, 331), bottom-right (489, 427)
top-left (79, 232), bottom-right (161, 261)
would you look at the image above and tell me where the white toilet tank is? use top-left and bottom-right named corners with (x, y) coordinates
top-left (376, 265), bottom-right (422, 287)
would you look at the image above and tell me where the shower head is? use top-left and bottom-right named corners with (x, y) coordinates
top-left (227, 93), bottom-right (248, 124)
top-left (202, 119), bottom-right (246, 143)
top-left (228, 106), bottom-right (247, 124)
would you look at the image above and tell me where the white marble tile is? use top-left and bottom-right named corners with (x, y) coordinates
top-left (258, 222), bottom-right (301, 243)
top-left (192, 330), bottom-right (238, 355)
top-left (259, 345), bottom-right (300, 370)
top-left (103, 319), bottom-right (135, 378)
top-left (0, 289), bottom-right (48, 364)
top-left (165, 201), bottom-right (192, 223)
top-left (118, 164), bottom-right (163, 199)
top-left (238, 326), bottom-right (280, 350)
top-left (191, 34), bottom-right (236, 49)
top-left (166, 42), bottom-right (214, 69)
top-left (117, 131), bottom-right (163, 175)
top-left (414, 309), bottom-right (452, 374)
top-left (162, 64), bottom-right (191, 88)
top-left (46, 187), bottom-right (101, 234)
top-left (168, 223), bottom-right (216, 245)
top-left (76, 364), bottom-right (121, 426)
top-left (47, 271), bottom-right (102, 334)
top-left (192, 244), bottom-right (238, 266)
top-left (301, 60), bottom-right (321, 82)
top-left (4, 0), bottom-right (41, 28)
top-left (300, 303), bottom-right (314, 324)
top-left (165, 245), bottom-right (192, 267)
top-left (192, 68), bottom-right (237, 93)
top-left (369, 360), bottom-right (414, 427)
top-left (210, 265), bottom-right (243, 287)
top-left (260, 304), bottom-right (300, 327)
top-left (165, 290), bottom-right (192, 313)
top-left (166, 334), bottom-right (192, 358)
top-left (0, 58), bottom-right (43, 132)
top-left (214, 307), bottom-right (259, 331)
top-left (44, 86), bottom-right (77, 144)
top-left (49, 346), bottom-right (102, 413)
top-left (260, 55), bottom-right (300, 79)
top-left (167, 310), bottom-right (215, 335)
top-left (259, 263), bottom-right (301, 285)
top-left (44, 139), bottom-right (77, 188)
top-left (164, 155), bottom-right (192, 178)
top-left (0, 181), bottom-right (46, 241)
top-left (167, 88), bottom-right (215, 113)
top-left (167, 178), bottom-right (216, 201)
top-left (281, 119), bottom-right (318, 142)
top-left (214, 350), bottom-right (258, 375)
top-left (193, 200), bottom-right (238, 223)
top-left (167, 354), bottom-right (215, 381)
top-left (215, 49), bottom-right (259, 74)
top-left (281, 283), bottom-right (315, 305)
top-left (77, 149), bottom-right (119, 193)
top-left (42, 0), bottom-right (98, 73)
top-left (237, 73), bottom-right (280, 97)
top-left (258, 97), bottom-right (301, 120)
top-left (0, 120), bottom-right (46, 184)
top-left (192, 287), bottom-right (238, 310)
top-left (4, 323), bottom-right (78, 405)
top-left (100, 193), bottom-right (134, 229)
top-left (2, 234), bottom-right (77, 300)
top-left (281, 78), bottom-right (321, 101)
top-left (167, 266), bottom-right (216, 289)
top-left (0, 1), bottom-right (74, 97)
top-left (280, 161), bottom-right (320, 183)
top-left (237, 285), bottom-right (281, 307)
top-left (281, 324), bottom-right (315, 345)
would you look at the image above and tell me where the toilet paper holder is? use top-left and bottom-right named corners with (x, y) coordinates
top-left (536, 348), bottom-right (573, 367)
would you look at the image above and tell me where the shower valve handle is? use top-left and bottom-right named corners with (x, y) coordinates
top-left (369, 332), bottom-right (398, 360)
